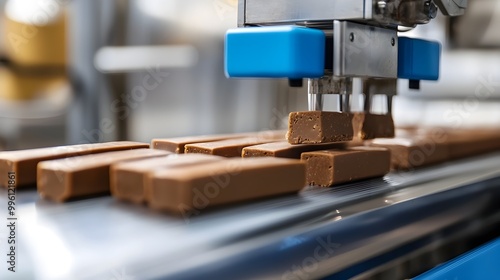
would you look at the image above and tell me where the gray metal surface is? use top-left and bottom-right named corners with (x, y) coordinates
top-left (362, 78), bottom-right (397, 97)
top-left (363, 78), bottom-right (397, 113)
top-left (308, 76), bottom-right (349, 95)
top-left (241, 0), bottom-right (452, 27)
top-left (307, 77), bottom-right (353, 112)
top-left (243, 0), bottom-right (369, 26)
top-left (333, 21), bottom-right (398, 79)
top-left (434, 0), bottom-right (467, 16)
top-left (308, 93), bottom-right (325, 111)
top-left (2, 153), bottom-right (500, 279)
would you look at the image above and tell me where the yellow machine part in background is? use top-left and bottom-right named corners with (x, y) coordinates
top-left (0, 67), bottom-right (66, 100)
top-left (0, 7), bottom-right (67, 100)
top-left (3, 12), bottom-right (67, 67)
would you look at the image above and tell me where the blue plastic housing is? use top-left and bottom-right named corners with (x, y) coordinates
top-left (225, 26), bottom-right (325, 79)
top-left (398, 37), bottom-right (441, 81)
top-left (415, 237), bottom-right (500, 279)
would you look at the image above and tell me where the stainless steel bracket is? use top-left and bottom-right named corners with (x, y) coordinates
top-left (333, 20), bottom-right (398, 78)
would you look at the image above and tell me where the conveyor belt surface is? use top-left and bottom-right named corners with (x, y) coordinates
top-left (2, 153), bottom-right (500, 279)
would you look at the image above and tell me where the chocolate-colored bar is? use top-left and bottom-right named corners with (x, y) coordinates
top-left (352, 113), bottom-right (395, 140)
top-left (369, 138), bottom-right (449, 170)
top-left (38, 149), bottom-right (169, 202)
top-left (152, 134), bottom-right (246, 154)
top-left (301, 147), bottom-right (390, 187)
top-left (287, 111), bottom-right (353, 144)
top-left (185, 134), bottom-right (284, 157)
top-left (111, 154), bottom-right (225, 204)
top-left (152, 130), bottom-right (285, 153)
top-left (446, 131), bottom-right (500, 159)
top-left (242, 141), bottom-right (346, 159)
top-left (0, 141), bottom-right (149, 188)
top-left (147, 157), bottom-right (306, 213)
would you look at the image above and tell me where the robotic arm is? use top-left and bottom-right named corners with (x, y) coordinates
top-left (225, 0), bottom-right (466, 139)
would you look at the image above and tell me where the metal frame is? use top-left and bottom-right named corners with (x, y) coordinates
top-left (239, 0), bottom-right (456, 27)
top-left (333, 20), bottom-right (397, 78)
top-left (242, 0), bottom-right (370, 26)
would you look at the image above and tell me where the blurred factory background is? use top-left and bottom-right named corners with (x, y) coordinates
top-left (0, 0), bottom-right (499, 151)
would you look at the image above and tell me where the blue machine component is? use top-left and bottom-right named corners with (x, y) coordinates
top-left (415, 237), bottom-right (500, 279)
top-left (398, 37), bottom-right (441, 81)
top-left (225, 26), bottom-right (325, 79)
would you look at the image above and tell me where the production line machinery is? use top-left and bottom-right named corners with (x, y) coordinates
top-left (7, 1), bottom-right (500, 279)
top-left (225, 0), bottom-right (464, 136)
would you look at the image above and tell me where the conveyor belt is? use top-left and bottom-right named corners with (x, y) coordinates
top-left (2, 153), bottom-right (500, 279)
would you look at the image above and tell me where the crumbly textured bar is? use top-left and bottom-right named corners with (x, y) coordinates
top-left (301, 147), bottom-right (390, 187)
top-left (352, 113), bottom-right (395, 140)
top-left (152, 130), bottom-right (286, 153)
top-left (147, 157), bottom-right (306, 214)
top-left (38, 149), bottom-right (169, 202)
top-left (287, 111), bottom-right (353, 144)
top-left (369, 138), bottom-right (449, 170)
top-left (242, 141), bottom-right (346, 159)
top-left (185, 135), bottom-right (284, 157)
top-left (111, 154), bottom-right (225, 204)
top-left (0, 141), bottom-right (149, 188)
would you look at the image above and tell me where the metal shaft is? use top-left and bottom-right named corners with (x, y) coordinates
top-left (341, 77), bottom-right (352, 113)
top-left (340, 94), bottom-right (351, 112)
top-left (387, 95), bottom-right (393, 115)
top-left (308, 93), bottom-right (324, 111)
top-left (364, 93), bottom-right (372, 113)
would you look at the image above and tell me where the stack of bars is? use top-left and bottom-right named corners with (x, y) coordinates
top-left (1, 111), bottom-right (500, 215)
